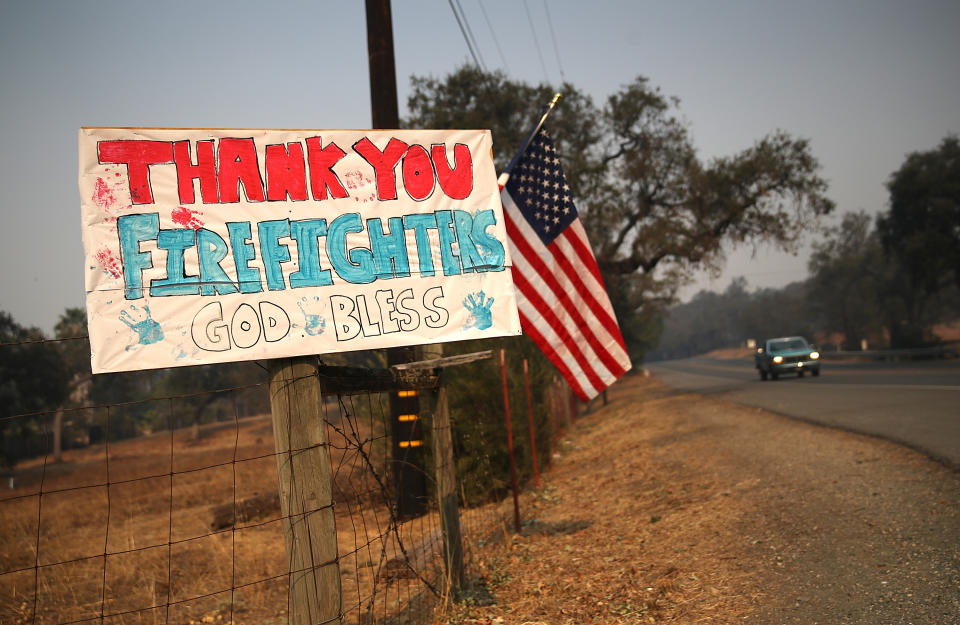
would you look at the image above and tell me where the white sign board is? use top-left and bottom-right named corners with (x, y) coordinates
top-left (79, 128), bottom-right (520, 373)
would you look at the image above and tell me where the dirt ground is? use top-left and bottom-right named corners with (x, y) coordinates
top-left (446, 373), bottom-right (960, 624)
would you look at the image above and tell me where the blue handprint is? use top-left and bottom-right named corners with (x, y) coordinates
top-left (463, 291), bottom-right (495, 330)
top-left (297, 297), bottom-right (327, 336)
top-left (119, 303), bottom-right (164, 345)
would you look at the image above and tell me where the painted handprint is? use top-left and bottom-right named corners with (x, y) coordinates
top-left (119, 303), bottom-right (164, 345)
top-left (171, 206), bottom-right (204, 230)
top-left (95, 247), bottom-right (122, 279)
top-left (463, 291), bottom-right (495, 330)
top-left (173, 328), bottom-right (199, 361)
top-left (92, 171), bottom-right (132, 213)
top-left (92, 177), bottom-right (118, 210)
top-left (297, 296), bottom-right (327, 336)
top-left (343, 170), bottom-right (377, 203)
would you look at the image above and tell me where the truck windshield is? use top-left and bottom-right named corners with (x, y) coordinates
top-left (768, 339), bottom-right (808, 352)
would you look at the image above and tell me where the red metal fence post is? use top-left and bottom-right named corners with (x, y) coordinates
top-left (523, 359), bottom-right (540, 488)
top-left (499, 349), bottom-right (522, 533)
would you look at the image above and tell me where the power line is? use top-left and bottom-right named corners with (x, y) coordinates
top-left (448, 0), bottom-right (486, 70)
top-left (543, 0), bottom-right (566, 82)
top-left (477, 0), bottom-right (509, 72)
top-left (522, 0), bottom-right (550, 83)
top-left (454, 0), bottom-right (487, 70)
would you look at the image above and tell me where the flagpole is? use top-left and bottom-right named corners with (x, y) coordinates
top-left (498, 92), bottom-right (563, 186)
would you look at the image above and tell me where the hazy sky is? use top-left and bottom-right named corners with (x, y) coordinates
top-left (1, 0), bottom-right (958, 333)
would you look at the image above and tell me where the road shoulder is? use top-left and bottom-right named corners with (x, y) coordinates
top-left (451, 374), bottom-right (960, 624)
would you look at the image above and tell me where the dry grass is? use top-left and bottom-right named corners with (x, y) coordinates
top-left (443, 376), bottom-right (760, 624)
top-left (1, 415), bottom-right (289, 624)
top-left (0, 397), bottom-right (507, 625)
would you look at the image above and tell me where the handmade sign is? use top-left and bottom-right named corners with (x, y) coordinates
top-left (79, 128), bottom-right (521, 373)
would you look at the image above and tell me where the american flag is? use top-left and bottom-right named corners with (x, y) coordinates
top-left (500, 129), bottom-right (631, 400)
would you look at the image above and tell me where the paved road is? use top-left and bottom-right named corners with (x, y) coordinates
top-left (646, 356), bottom-right (960, 468)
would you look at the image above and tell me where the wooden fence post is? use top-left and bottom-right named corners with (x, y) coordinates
top-left (422, 344), bottom-right (464, 595)
top-left (267, 357), bottom-right (341, 625)
top-left (499, 349), bottom-right (522, 534)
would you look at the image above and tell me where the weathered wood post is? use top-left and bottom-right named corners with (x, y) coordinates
top-left (499, 349), bottom-right (522, 534)
top-left (391, 349), bottom-right (491, 590)
top-left (267, 357), bottom-right (341, 625)
top-left (422, 344), bottom-right (464, 595)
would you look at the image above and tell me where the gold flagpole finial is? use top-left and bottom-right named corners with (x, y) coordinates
top-left (502, 93), bottom-right (565, 181)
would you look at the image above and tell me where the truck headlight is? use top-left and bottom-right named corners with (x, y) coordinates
top-left (773, 356), bottom-right (783, 364)
top-left (810, 351), bottom-right (820, 360)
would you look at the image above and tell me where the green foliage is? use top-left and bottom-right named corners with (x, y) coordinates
top-left (653, 205), bottom-right (960, 357)
top-left (439, 336), bottom-right (557, 505)
top-left (809, 209), bottom-right (960, 349)
top-left (807, 136), bottom-right (960, 349)
top-left (874, 136), bottom-right (960, 347)
top-left (405, 66), bottom-right (600, 194)
top-left (0, 311), bottom-right (70, 467)
top-left (150, 362), bottom-right (270, 432)
top-left (879, 136), bottom-right (960, 294)
top-left (589, 82), bottom-right (833, 281)
top-left (807, 212), bottom-right (887, 349)
top-left (54, 307), bottom-right (91, 377)
top-left (405, 66), bottom-right (833, 361)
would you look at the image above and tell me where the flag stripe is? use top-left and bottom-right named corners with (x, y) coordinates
top-left (517, 308), bottom-right (595, 400)
top-left (515, 280), bottom-right (605, 398)
top-left (512, 259), bottom-right (620, 396)
top-left (503, 188), bottom-right (625, 352)
top-left (556, 222), bottom-right (629, 353)
top-left (550, 227), bottom-right (630, 358)
top-left (563, 221), bottom-right (606, 293)
top-left (510, 268), bottom-right (609, 392)
top-left (503, 194), bottom-right (628, 377)
top-left (505, 212), bottom-right (626, 383)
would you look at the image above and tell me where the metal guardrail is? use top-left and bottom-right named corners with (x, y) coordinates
top-left (821, 345), bottom-right (960, 360)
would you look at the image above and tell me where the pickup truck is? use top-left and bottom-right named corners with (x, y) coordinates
top-left (755, 336), bottom-right (821, 380)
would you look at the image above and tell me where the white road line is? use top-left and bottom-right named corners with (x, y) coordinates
top-left (801, 383), bottom-right (960, 392)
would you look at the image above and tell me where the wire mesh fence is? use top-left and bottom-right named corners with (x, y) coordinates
top-left (0, 337), bottom-right (563, 624)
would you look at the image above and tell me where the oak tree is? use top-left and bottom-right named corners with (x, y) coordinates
top-left (878, 135), bottom-right (960, 294)
top-left (405, 67), bottom-right (833, 357)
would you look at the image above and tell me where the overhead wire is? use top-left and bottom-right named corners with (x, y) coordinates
top-left (522, 0), bottom-right (551, 83)
top-left (447, 0), bottom-right (486, 70)
top-left (543, 0), bottom-right (566, 82)
top-left (454, 0), bottom-right (487, 70)
top-left (477, 0), bottom-right (510, 72)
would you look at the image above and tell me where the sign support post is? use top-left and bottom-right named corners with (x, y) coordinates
top-left (267, 356), bottom-right (341, 625)
top-left (422, 344), bottom-right (464, 595)
top-left (499, 349), bottom-right (522, 534)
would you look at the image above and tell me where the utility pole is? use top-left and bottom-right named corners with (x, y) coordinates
top-left (366, 0), bottom-right (428, 518)
top-left (366, 0), bottom-right (399, 129)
